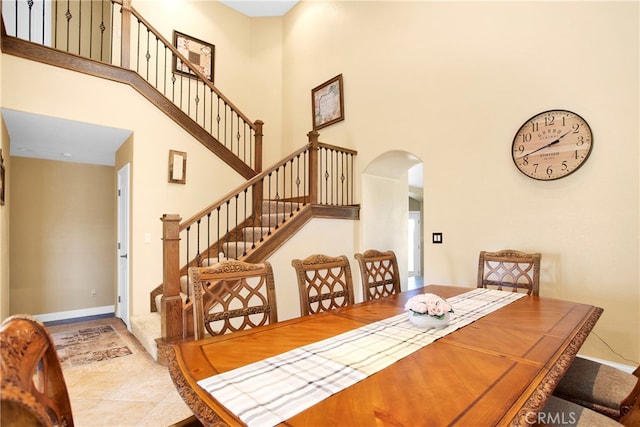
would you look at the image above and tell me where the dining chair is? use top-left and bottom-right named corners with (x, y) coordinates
top-left (477, 249), bottom-right (541, 296)
top-left (291, 253), bottom-right (355, 316)
top-left (354, 249), bottom-right (401, 301)
top-left (539, 396), bottom-right (623, 426)
top-left (1, 314), bottom-right (75, 427)
top-left (553, 356), bottom-right (640, 421)
top-left (189, 259), bottom-right (278, 340)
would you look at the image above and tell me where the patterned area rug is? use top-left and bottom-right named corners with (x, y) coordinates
top-left (52, 325), bottom-right (133, 368)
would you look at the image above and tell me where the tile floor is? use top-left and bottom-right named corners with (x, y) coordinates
top-left (47, 317), bottom-right (194, 427)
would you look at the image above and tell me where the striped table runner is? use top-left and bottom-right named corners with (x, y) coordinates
top-left (198, 288), bottom-right (526, 427)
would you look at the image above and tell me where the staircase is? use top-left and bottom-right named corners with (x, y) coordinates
top-left (133, 199), bottom-right (299, 361)
top-left (1, 1), bottom-right (360, 363)
top-left (223, 200), bottom-right (295, 257)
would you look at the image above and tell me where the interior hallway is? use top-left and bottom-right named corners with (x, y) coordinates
top-left (47, 317), bottom-right (194, 427)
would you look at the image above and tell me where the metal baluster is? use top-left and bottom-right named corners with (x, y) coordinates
top-left (216, 206), bottom-right (222, 260)
top-left (201, 84), bottom-right (206, 130)
top-left (109, 1), bottom-right (114, 64)
top-left (41, 0), bottom-right (45, 45)
top-left (65, 0), bottom-right (70, 52)
top-left (274, 167), bottom-right (281, 229)
top-left (135, 19), bottom-right (140, 73)
top-left (187, 75), bottom-right (191, 116)
top-left (216, 98), bottom-right (221, 140)
top-left (27, 0), bottom-right (32, 41)
top-left (145, 28), bottom-right (150, 80)
top-left (155, 36), bottom-right (159, 88)
top-left (304, 150), bottom-right (308, 206)
top-left (195, 219), bottom-right (201, 268)
top-left (266, 173), bottom-right (273, 236)
top-left (295, 154), bottom-right (301, 211)
top-left (185, 226), bottom-right (190, 303)
top-left (225, 200), bottom-right (230, 259)
top-left (289, 158), bottom-right (294, 217)
top-left (206, 212), bottom-right (211, 263)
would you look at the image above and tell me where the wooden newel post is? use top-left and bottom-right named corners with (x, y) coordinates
top-left (253, 120), bottom-right (264, 222)
top-left (307, 130), bottom-right (319, 204)
top-left (254, 120), bottom-right (264, 174)
top-left (160, 214), bottom-right (183, 342)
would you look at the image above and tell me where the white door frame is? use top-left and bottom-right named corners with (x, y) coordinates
top-left (117, 163), bottom-right (130, 328)
top-left (408, 211), bottom-right (422, 277)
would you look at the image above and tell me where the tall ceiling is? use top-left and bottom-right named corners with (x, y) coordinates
top-left (219, 1), bottom-right (298, 17)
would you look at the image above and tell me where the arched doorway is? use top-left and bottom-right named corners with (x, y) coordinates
top-left (360, 151), bottom-right (423, 292)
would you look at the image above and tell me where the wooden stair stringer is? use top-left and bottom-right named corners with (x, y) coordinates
top-left (1, 35), bottom-right (256, 180)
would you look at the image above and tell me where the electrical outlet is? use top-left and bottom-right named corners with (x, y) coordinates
top-left (432, 232), bottom-right (443, 244)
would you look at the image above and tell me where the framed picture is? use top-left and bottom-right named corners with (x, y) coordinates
top-left (168, 150), bottom-right (187, 184)
top-left (312, 74), bottom-right (344, 130)
top-left (173, 30), bottom-right (215, 83)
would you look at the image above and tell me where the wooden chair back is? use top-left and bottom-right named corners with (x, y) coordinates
top-left (477, 249), bottom-right (541, 296)
top-left (355, 249), bottom-right (401, 301)
top-left (189, 259), bottom-right (278, 340)
top-left (291, 254), bottom-right (355, 316)
top-left (1, 314), bottom-right (74, 427)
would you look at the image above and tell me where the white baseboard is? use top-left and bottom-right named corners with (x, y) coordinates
top-left (578, 354), bottom-right (636, 373)
top-left (34, 305), bottom-right (115, 323)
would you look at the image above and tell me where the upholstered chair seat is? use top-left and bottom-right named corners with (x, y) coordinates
top-left (554, 357), bottom-right (640, 420)
top-left (538, 396), bottom-right (622, 426)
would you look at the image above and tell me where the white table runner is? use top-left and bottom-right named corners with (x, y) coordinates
top-left (198, 288), bottom-right (526, 427)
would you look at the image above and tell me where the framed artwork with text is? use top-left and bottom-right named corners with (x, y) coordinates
top-left (312, 74), bottom-right (344, 130)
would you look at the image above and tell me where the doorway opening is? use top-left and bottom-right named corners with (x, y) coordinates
top-left (360, 151), bottom-right (423, 292)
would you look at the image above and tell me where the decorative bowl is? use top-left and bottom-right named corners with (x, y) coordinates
top-left (408, 311), bottom-right (451, 329)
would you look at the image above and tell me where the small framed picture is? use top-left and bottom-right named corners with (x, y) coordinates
top-left (312, 74), bottom-right (344, 130)
top-left (173, 30), bottom-right (215, 83)
top-left (168, 150), bottom-right (187, 184)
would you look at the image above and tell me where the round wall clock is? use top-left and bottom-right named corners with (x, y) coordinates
top-left (511, 109), bottom-right (593, 181)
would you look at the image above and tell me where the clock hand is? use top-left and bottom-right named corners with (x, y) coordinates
top-left (525, 130), bottom-right (572, 157)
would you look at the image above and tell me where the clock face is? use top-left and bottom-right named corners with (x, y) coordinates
top-left (512, 110), bottom-right (593, 181)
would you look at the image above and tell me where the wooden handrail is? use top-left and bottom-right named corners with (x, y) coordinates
top-left (180, 143), bottom-right (311, 230)
top-left (1, 0), bottom-right (259, 174)
top-left (124, 4), bottom-right (256, 130)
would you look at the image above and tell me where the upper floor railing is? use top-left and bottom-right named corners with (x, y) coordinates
top-left (2, 0), bottom-right (260, 173)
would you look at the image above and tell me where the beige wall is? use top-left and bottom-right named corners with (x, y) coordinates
top-left (1, 55), bottom-right (245, 318)
top-left (281, 1), bottom-right (639, 364)
top-left (9, 158), bottom-right (114, 314)
top-left (1, 0), bottom-right (637, 366)
top-left (266, 218), bottom-right (358, 321)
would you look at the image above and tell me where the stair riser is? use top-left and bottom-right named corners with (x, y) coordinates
top-left (242, 227), bottom-right (271, 241)
top-left (261, 213), bottom-right (287, 227)
top-left (261, 201), bottom-right (298, 214)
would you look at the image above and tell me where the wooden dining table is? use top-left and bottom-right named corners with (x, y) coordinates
top-left (167, 285), bottom-right (603, 426)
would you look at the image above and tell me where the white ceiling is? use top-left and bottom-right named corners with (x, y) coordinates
top-left (219, 0), bottom-right (299, 17)
top-left (3, 109), bottom-right (131, 166)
